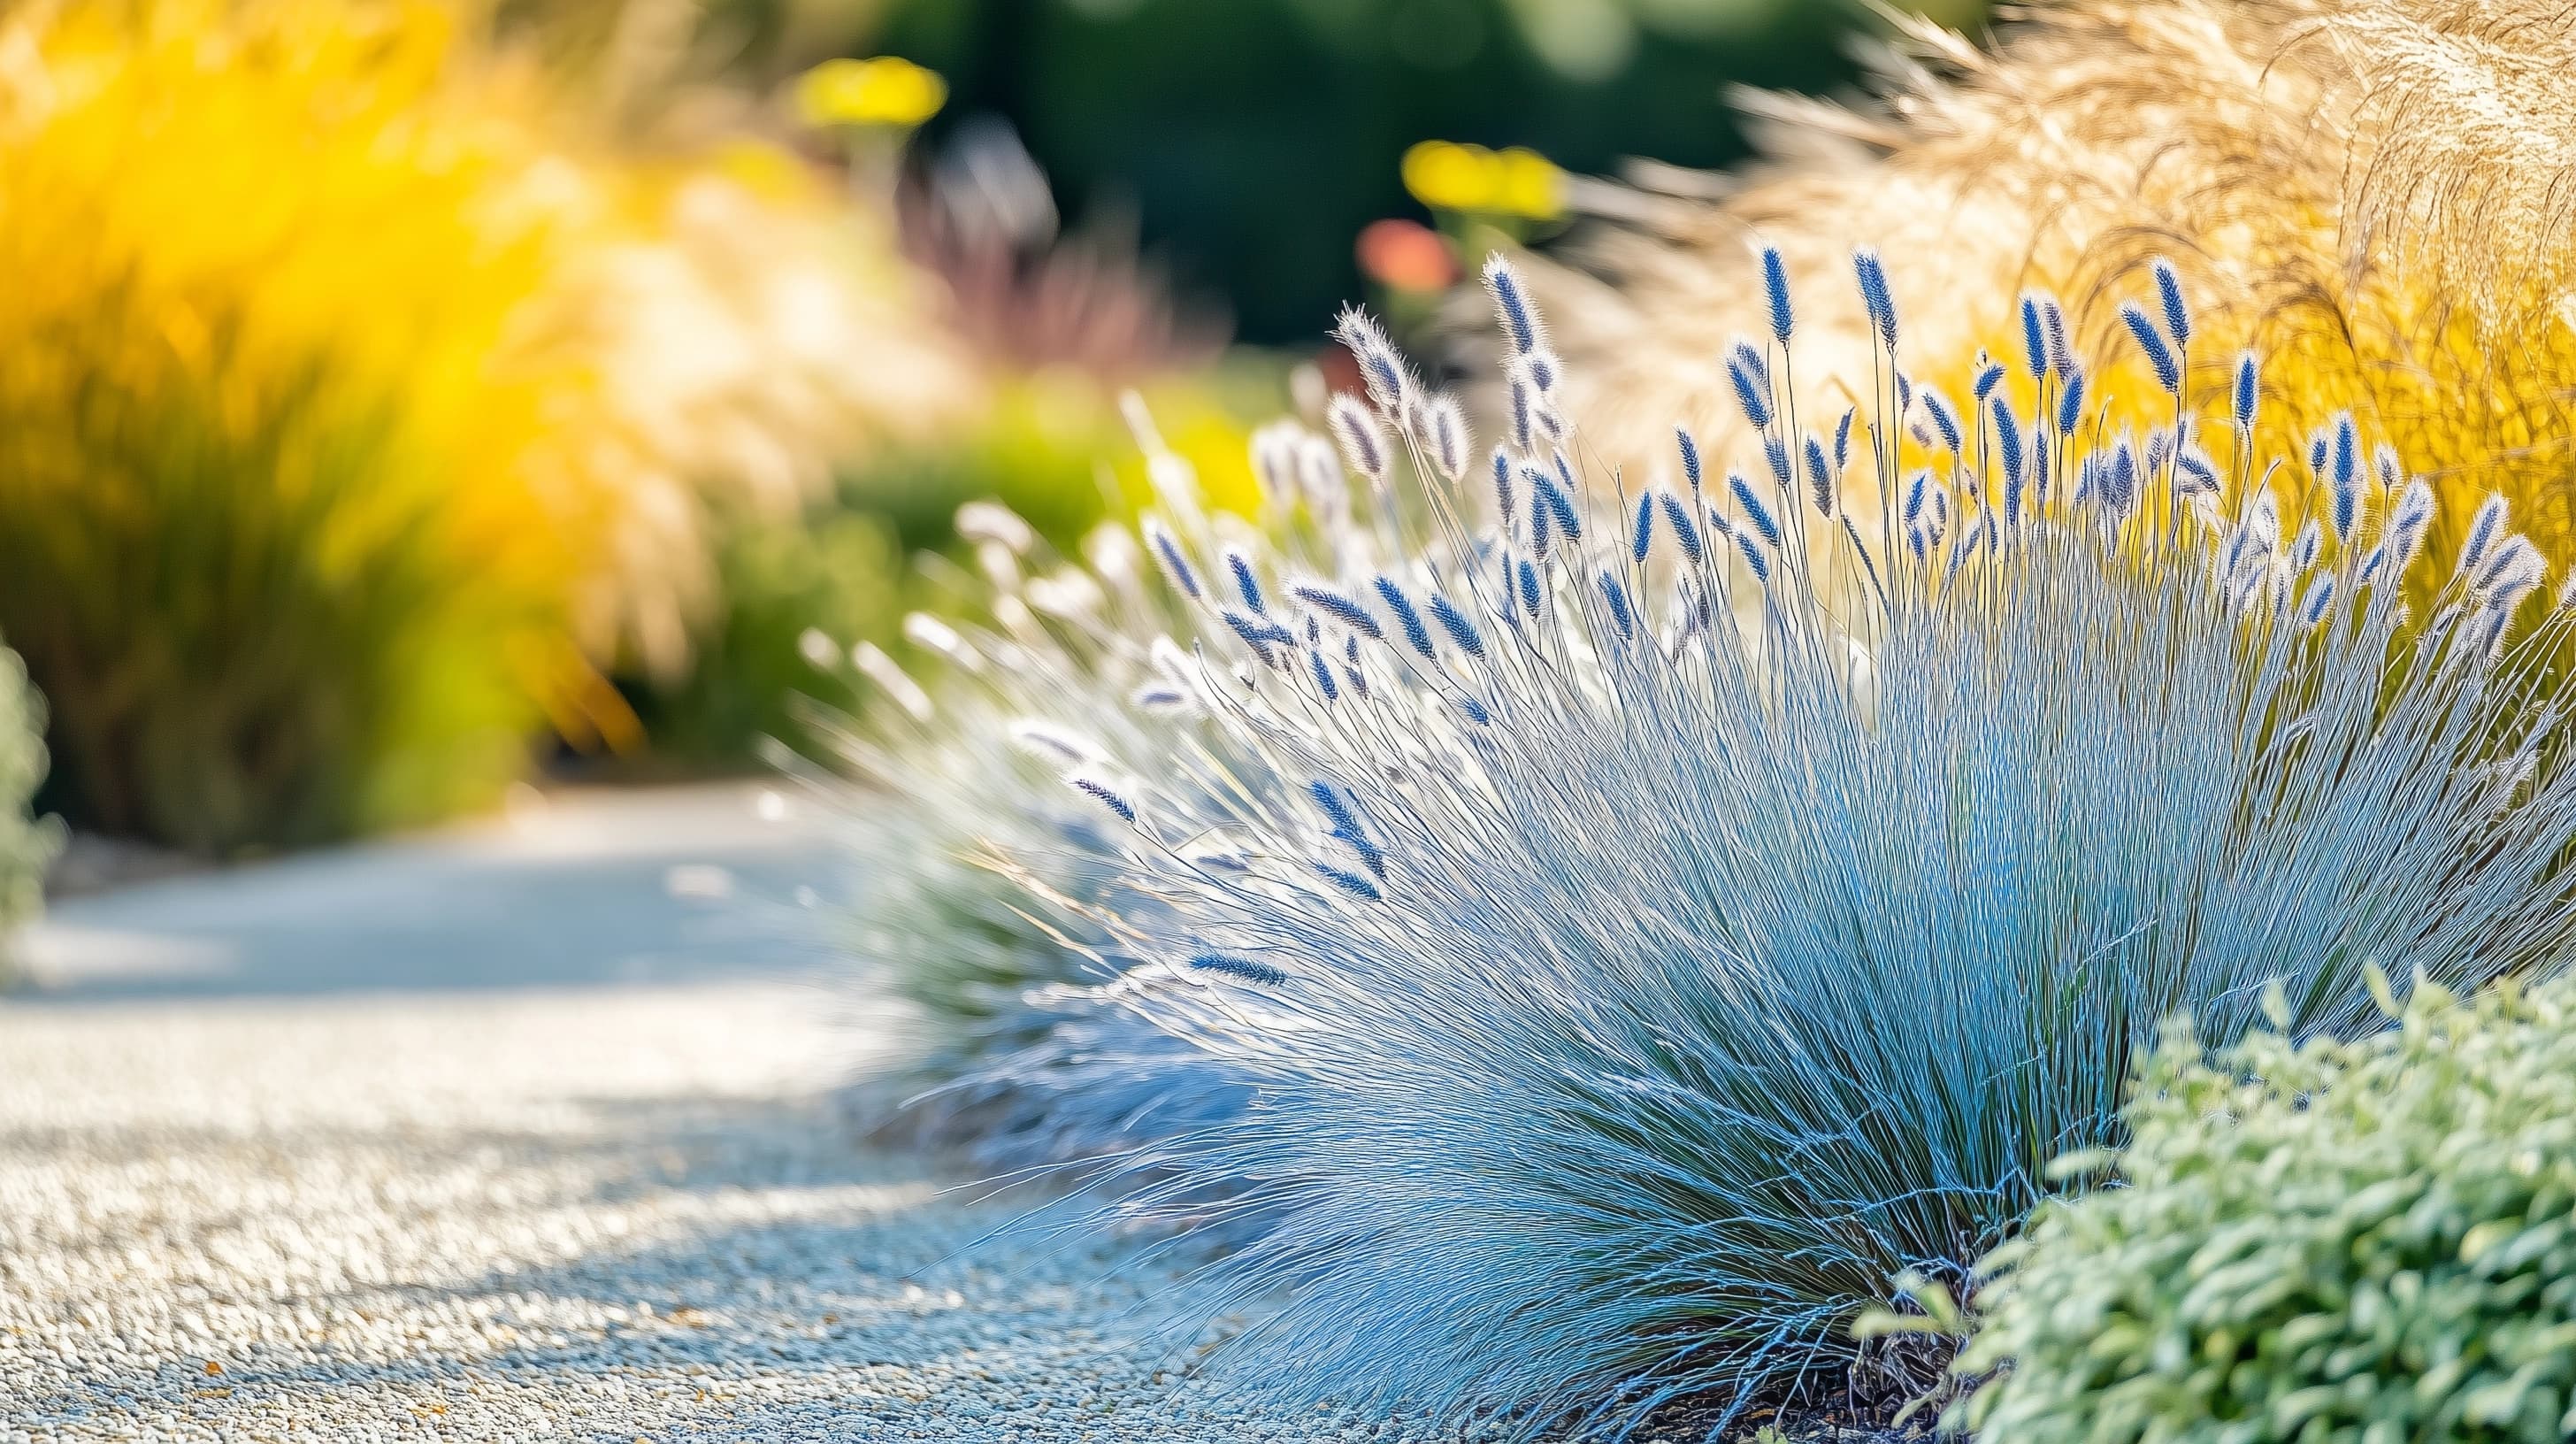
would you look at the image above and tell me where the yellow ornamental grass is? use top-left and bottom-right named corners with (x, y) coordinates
top-left (1524, 0), bottom-right (2576, 580)
top-left (0, 0), bottom-right (970, 852)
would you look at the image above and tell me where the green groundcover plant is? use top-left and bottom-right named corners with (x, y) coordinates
top-left (0, 638), bottom-right (62, 975)
top-left (1949, 971), bottom-right (2576, 1443)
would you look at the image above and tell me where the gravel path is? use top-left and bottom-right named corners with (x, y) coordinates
top-left (0, 789), bottom-right (1438, 1443)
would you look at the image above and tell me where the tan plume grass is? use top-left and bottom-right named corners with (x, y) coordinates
top-left (1518, 0), bottom-right (2576, 565)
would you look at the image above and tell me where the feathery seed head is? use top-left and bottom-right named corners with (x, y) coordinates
top-left (1853, 247), bottom-right (1898, 348)
top-left (1993, 400), bottom-right (2026, 495)
top-left (1506, 373), bottom-right (1537, 453)
top-left (2389, 478), bottom-right (2436, 577)
top-left (1224, 548), bottom-right (1266, 614)
top-left (1327, 394), bottom-right (1391, 483)
top-left (1520, 349), bottom-right (1562, 396)
top-left (1008, 719), bottom-right (1100, 766)
top-left (1336, 306), bottom-right (1413, 413)
top-left (1311, 862), bottom-right (1382, 902)
top-left (2020, 293), bottom-right (2048, 380)
top-left (1373, 577), bottom-right (1435, 658)
top-left (1764, 434), bottom-right (1793, 490)
top-left (1727, 349), bottom-right (1773, 430)
top-left (1660, 491), bottom-right (1705, 564)
top-left (1249, 421), bottom-right (1300, 502)
top-left (2459, 492), bottom-right (2511, 582)
top-left (1803, 433), bottom-right (1835, 517)
top-left (1307, 648), bottom-right (1340, 700)
top-left (1426, 593), bottom-right (1484, 657)
top-left (2474, 534), bottom-right (2543, 607)
top-left (2290, 518), bottom-right (2321, 572)
top-left (1481, 254), bottom-right (1544, 356)
top-left (1292, 583), bottom-right (1383, 641)
top-left (1598, 571), bottom-right (1636, 641)
top-left (1760, 243), bottom-right (1793, 344)
top-left (1295, 434), bottom-right (1346, 511)
top-left (1069, 775), bottom-right (1138, 825)
top-left (1730, 525), bottom-right (1772, 583)
top-left (1920, 385), bottom-right (1964, 454)
top-left (2151, 257), bottom-right (2191, 349)
top-left (2107, 437), bottom-right (2139, 514)
top-left (1729, 471), bottom-right (1780, 546)
top-left (1535, 468), bottom-right (1583, 542)
top-left (2298, 572), bottom-right (2336, 626)
top-left (1188, 954), bottom-right (1288, 987)
top-left (1423, 395), bottom-right (1471, 483)
top-left (2119, 302), bottom-right (2181, 394)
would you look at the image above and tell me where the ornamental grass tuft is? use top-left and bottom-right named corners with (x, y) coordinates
top-left (867, 246), bottom-right (2576, 1436)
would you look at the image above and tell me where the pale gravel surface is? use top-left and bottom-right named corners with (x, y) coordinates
top-left (0, 787), bottom-right (1443, 1443)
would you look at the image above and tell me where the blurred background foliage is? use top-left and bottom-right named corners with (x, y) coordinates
top-left (0, 0), bottom-right (1975, 859)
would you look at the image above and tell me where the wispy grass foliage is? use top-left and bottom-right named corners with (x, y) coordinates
top-left (827, 458), bottom-right (1288, 1167)
top-left (916, 249), bottom-right (2576, 1433)
top-left (1948, 969), bottom-right (2576, 1443)
top-left (1526, 2), bottom-right (2576, 590)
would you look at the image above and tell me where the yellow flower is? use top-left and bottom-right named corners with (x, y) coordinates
top-left (1491, 148), bottom-right (1566, 221)
top-left (1402, 140), bottom-right (1493, 213)
top-left (1401, 141), bottom-right (1566, 221)
top-left (796, 57), bottom-right (947, 130)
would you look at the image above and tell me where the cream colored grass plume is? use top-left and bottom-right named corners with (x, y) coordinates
top-left (1520, 0), bottom-right (2576, 565)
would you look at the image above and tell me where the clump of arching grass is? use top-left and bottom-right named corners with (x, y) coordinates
top-left (911, 248), bottom-right (2576, 1435)
top-left (829, 472), bottom-right (1315, 1168)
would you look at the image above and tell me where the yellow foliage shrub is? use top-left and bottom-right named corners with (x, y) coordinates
top-left (0, 0), bottom-right (969, 851)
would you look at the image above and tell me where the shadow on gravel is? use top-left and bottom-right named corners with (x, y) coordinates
top-left (14, 784), bottom-right (848, 1002)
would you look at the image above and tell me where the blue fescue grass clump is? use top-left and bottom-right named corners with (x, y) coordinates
top-left (880, 249), bottom-right (2576, 1435)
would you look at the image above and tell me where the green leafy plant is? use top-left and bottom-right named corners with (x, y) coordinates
top-left (0, 638), bottom-right (64, 979)
top-left (1954, 971), bottom-right (2576, 1443)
